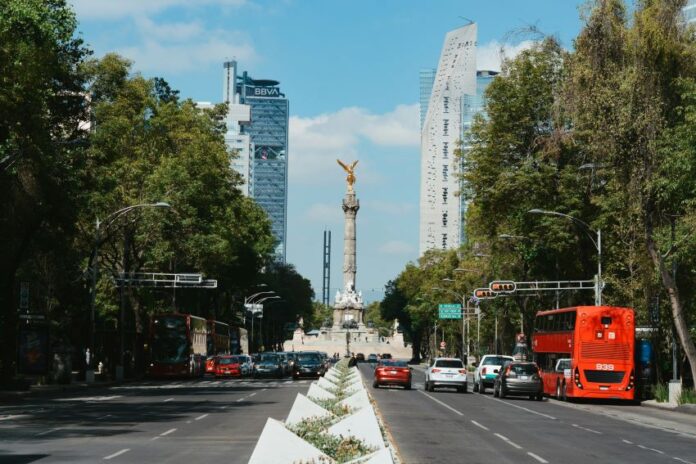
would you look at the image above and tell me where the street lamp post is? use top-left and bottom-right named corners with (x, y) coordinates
top-left (244, 291), bottom-right (276, 352)
top-left (89, 201), bottom-right (171, 382)
top-left (528, 209), bottom-right (602, 305)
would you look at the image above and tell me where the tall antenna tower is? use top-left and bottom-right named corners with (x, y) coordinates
top-left (322, 229), bottom-right (331, 306)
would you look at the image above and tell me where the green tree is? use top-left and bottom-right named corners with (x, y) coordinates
top-left (0, 0), bottom-right (91, 380)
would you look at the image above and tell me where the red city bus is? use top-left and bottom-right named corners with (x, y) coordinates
top-left (207, 320), bottom-right (231, 356)
top-left (147, 313), bottom-right (207, 378)
top-left (532, 306), bottom-right (635, 401)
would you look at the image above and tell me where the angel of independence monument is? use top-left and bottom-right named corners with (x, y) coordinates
top-left (332, 159), bottom-right (366, 332)
top-left (284, 160), bottom-right (410, 357)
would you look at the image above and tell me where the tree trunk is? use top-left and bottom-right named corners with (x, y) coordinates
top-left (645, 221), bottom-right (696, 385)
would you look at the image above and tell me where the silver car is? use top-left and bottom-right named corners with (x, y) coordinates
top-left (425, 357), bottom-right (468, 393)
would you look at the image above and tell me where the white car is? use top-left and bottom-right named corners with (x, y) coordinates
top-left (237, 354), bottom-right (254, 376)
top-left (424, 357), bottom-right (468, 393)
top-left (473, 354), bottom-right (514, 393)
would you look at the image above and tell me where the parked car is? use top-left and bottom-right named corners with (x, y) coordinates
top-left (285, 352), bottom-right (298, 372)
top-left (473, 354), bottom-right (514, 394)
top-left (381, 353), bottom-right (392, 360)
top-left (425, 357), bottom-right (468, 393)
top-left (253, 353), bottom-right (284, 378)
top-left (373, 360), bottom-right (412, 389)
top-left (356, 353), bottom-right (366, 362)
top-left (367, 353), bottom-right (379, 363)
top-left (293, 352), bottom-right (326, 379)
top-left (214, 355), bottom-right (242, 378)
top-left (237, 354), bottom-right (254, 376)
top-left (277, 352), bottom-right (293, 376)
top-left (205, 355), bottom-right (218, 374)
top-left (493, 361), bottom-right (543, 400)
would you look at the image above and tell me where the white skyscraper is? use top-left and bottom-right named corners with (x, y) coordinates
top-left (419, 23), bottom-right (477, 254)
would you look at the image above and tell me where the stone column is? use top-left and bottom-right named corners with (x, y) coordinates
top-left (342, 193), bottom-right (359, 289)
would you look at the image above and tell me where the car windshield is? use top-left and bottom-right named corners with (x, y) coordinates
top-left (258, 354), bottom-right (279, 363)
top-left (510, 364), bottom-right (538, 375)
top-left (482, 356), bottom-right (510, 366)
top-left (218, 357), bottom-right (239, 365)
top-left (297, 353), bottom-right (321, 363)
top-left (380, 360), bottom-right (407, 367)
top-left (434, 360), bottom-right (464, 368)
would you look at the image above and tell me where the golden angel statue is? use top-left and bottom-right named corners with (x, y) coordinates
top-left (337, 159), bottom-right (359, 193)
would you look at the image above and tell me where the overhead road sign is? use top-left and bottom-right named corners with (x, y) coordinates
top-left (438, 303), bottom-right (462, 319)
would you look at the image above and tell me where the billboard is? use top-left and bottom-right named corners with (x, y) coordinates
top-left (18, 326), bottom-right (49, 375)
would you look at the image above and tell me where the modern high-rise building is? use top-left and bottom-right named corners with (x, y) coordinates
top-left (419, 23), bottom-right (477, 255)
top-left (419, 69), bottom-right (436, 130)
top-left (210, 61), bottom-right (289, 262)
top-left (685, 0), bottom-right (696, 23)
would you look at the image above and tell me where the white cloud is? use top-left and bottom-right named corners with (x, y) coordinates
top-left (477, 40), bottom-right (536, 72)
top-left (133, 17), bottom-right (204, 42)
top-left (71, 0), bottom-right (247, 20)
top-left (304, 203), bottom-right (343, 224)
top-left (289, 104), bottom-right (419, 185)
top-left (369, 201), bottom-right (415, 215)
top-left (378, 240), bottom-right (416, 255)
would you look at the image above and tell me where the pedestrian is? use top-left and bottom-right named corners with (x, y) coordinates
top-left (348, 353), bottom-right (357, 367)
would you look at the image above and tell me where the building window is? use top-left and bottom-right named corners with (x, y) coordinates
top-left (442, 234), bottom-right (448, 248)
top-left (442, 187), bottom-right (448, 204)
top-left (442, 212), bottom-right (448, 227)
top-left (442, 164), bottom-right (448, 181)
top-left (443, 119), bottom-right (449, 136)
top-left (443, 96), bottom-right (449, 113)
top-left (443, 142), bottom-right (449, 158)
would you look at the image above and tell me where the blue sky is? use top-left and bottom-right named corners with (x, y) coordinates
top-left (71, 0), bottom-right (587, 302)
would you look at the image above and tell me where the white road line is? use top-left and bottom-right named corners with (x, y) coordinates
top-left (236, 398), bottom-right (244, 402)
top-left (195, 413), bottom-right (209, 421)
top-left (97, 414), bottom-right (111, 420)
top-left (219, 405), bottom-right (228, 409)
top-left (494, 433), bottom-right (522, 449)
top-left (572, 423), bottom-right (601, 435)
top-left (527, 451), bottom-right (549, 463)
top-left (470, 420), bottom-right (489, 431)
top-left (163, 398), bottom-right (174, 402)
top-left (490, 397), bottom-right (556, 420)
top-left (637, 444), bottom-right (664, 454)
top-left (248, 392), bottom-right (257, 397)
top-left (103, 449), bottom-right (130, 460)
top-left (623, 439), bottom-right (634, 445)
top-left (284, 380), bottom-right (292, 384)
top-left (674, 457), bottom-right (696, 464)
top-left (35, 427), bottom-right (62, 436)
top-left (261, 388), bottom-right (267, 392)
top-left (150, 436), bottom-right (160, 441)
top-left (160, 428), bottom-right (177, 436)
top-left (418, 391), bottom-right (463, 416)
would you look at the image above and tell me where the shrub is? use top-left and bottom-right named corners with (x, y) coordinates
top-left (678, 388), bottom-right (696, 405)
top-left (654, 383), bottom-right (668, 403)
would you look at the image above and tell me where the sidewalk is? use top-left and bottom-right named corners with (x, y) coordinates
top-left (0, 378), bottom-right (125, 403)
top-left (642, 399), bottom-right (696, 416)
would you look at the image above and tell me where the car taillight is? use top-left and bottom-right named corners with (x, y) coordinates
top-left (627, 369), bottom-right (634, 391)
top-left (432, 368), bottom-right (441, 373)
top-left (505, 366), bottom-right (517, 378)
top-left (458, 369), bottom-right (467, 374)
top-left (481, 367), bottom-right (487, 375)
top-left (574, 367), bottom-right (583, 389)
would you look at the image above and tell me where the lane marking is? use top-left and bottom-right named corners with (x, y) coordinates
top-left (637, 444), bottom-right (664, 454)
top-left (163, 398), bottom-right (174, 402)
top-left (261, 388), bottom-right (267, 392)
top-left (488, 396), bottom-right (556, 420)
top-left (236, 398), bottom-right (244, 402)
top-left (527, 452), bottom-right (549, 463)
top-left (622, 439), bottom-right (634, 445)
top-left (572, 423), bottom-right (601, 435)
top-left (418, 391), bottom-right (464, 416)
top-left (104, 449), bottom-right (130, 460)
top-left (195, 414), bottom-right (209, 421)
top-left (248, 392), bottom-right (257, 397)
top-left (674, 457), bottom-right (696, 464)
top-left (219, 405), bottom-right (228, 409)
top-left (494, 433), bottom-right (522, 449)
top-left (470, 420), bottom-right (489, 431)
top-left (150, 436), bottom-right (160, 441)
top-left (160, 428), bottom-right (177, 436)
top-left (35, 427), bottom-right (62, 436)
top-left (97, 414), bottom-right (111, 420)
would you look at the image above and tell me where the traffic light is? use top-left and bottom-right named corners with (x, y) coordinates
top-left (473, 288), bottom-right (497, 299)
top-left (490, 281), bottom-right (516, 294)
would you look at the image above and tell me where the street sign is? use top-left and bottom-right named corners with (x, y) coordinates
top-left (438, 303), bottom-right (462, 319)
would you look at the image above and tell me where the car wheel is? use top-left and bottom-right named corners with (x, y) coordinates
top-left (493, 383), bottom-right (498, 397)
top-left (479, 380), bottom-right (486, 394)
top-left (373, 381), bottom-right (379, 389)
top-left (473, 380), bottom-right (479, 393)
top-left (462, 383), bottom-right (467, 393)
top-left (529, 394), bottom-right (536, 400)
top-left (405, 383), bottom-right (412, 390)
top-left (536, 393), bottom-right (544, 401)
top-left (499, 384), bottom-right (506, 399)
top-left (561, 382), bottom-right (568, 402)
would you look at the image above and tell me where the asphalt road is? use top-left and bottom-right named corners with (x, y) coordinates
top-left (0, 376), bottom-right (310, 463)
top-left (359, 363), bottom-right (696, 464)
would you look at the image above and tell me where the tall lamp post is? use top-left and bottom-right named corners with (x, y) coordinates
top-left (528, 209), bottom-right (602, 305)
top-left (89, 201), bottom-right (171, 382)
top-left (244, 291), bottom-right (276, 352)
top-left (253, 295), bottom-right (281, 351)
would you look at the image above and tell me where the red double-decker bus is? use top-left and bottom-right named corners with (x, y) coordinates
top-left (207, 320), bottom-right (231, 356)
top-left (147, 313), bottom-right (207, 378)
top-left (532, 306), bottom-right (635, 401)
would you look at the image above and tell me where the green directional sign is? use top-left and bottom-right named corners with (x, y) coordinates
top-left (438, 303), bottom-right (462, 319)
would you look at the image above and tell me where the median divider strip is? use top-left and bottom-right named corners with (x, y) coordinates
top-left (248, 360), bottom-right (398, 463)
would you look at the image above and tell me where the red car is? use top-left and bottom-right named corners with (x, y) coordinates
top-left (373, 360), bottom-right (412, 389)
top-left (205, 356), bottom-right (218, 374)
top-left (214, 355), bottom-right (242, 378)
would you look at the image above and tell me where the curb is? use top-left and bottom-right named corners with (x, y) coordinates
top-left (642, 399), bottom-right (696, 416)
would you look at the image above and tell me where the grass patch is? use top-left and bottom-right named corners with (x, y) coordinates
top-left (678, 388), bottom-right (696, 405)
top-left (654, 383), bottom-right (668, 403)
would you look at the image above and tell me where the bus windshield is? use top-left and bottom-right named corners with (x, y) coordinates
top-left (151, 317), bottom-right (189, 363)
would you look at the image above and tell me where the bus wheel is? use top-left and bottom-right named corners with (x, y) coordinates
top-left (561, 382), bottom-right (568, 402)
